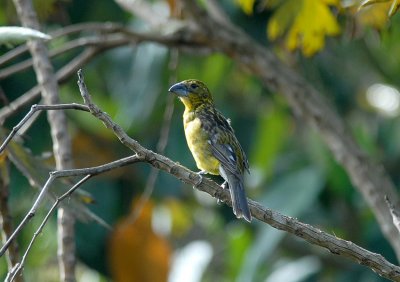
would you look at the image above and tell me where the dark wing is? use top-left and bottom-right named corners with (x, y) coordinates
top-left (198, 107), bottom-right (248, 176)
top-left (199, 108), bottom-right (251, 222)
top-left (208, 136), bottom-right (240, 177)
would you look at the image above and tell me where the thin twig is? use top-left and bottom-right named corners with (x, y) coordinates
top-left (77, 69), bottom-right (146, 154)
top-left (0, 50), bottom-right (94, 123)
top-left (0, 34), bottom-right (128, 80)
top-left (0, 37), bottom-right (131, 123)
top-left (0, 103), bottom-right (89, 153)
top-left (7, 175), bottom-right (92, 282)
top-left (51, 155), bottom-right (141, 178)
top-left (0, 156), bottom-right (21, 282)
top-left (0, 174), bottom-right (56, 257)
top-left (0, 154), bottom-right (140, 258)
top-left (0, 22), bottom-right (123, 67)
top-left (0, 23), bottom-right (206, 123)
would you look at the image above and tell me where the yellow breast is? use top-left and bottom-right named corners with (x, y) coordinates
top-left (183, 112), bottom-right (220, 175)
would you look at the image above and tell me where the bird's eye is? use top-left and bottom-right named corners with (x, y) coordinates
top-left (190, 83), bottom-right (198, 89)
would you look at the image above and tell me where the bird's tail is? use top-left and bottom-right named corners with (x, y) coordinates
top-left (226, 173), bottom-right (252, 222)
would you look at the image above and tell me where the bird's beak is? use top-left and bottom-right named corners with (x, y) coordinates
top-left (168, 82), bottom-right (188, 97)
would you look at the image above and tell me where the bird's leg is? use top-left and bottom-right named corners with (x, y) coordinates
top-left (217, 181), bottom-right (229, 205)
top-left (193, 170), bottom-right (207, 188)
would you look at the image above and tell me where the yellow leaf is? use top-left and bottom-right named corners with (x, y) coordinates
top-left (0, 150), bottom-right (9, 187)
top-left (356, 2), bottom-right (391, 28)
top-left (268, 0), bottom-right (301, 40)
top-left (267, 0), bottom-right (340, 56)
top-left (360, 0), bottom-right (390, 8)
top-left (236, 0), bottom-right (256, 15)
top-left (164, 198), bottom-right (192, 236)
top-left (358, 0), bottom-right (400, 19)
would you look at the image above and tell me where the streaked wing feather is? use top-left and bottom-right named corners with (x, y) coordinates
top-left (209, 135), bottom-right (240, 178)
top-left (198, 107), bottom-right (249, 176)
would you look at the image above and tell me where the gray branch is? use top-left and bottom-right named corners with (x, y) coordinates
top-left (2, 70), bottom-right (400, 281)
top-left (76, 69), bottom-right (400, 281)
top-left (179, 0), bottom-right (400, 260)
top-left (12, 0), bottom-right (76, 280)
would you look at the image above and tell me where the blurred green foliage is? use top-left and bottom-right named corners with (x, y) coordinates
top-left (1, 0), bottom-right (400, 281)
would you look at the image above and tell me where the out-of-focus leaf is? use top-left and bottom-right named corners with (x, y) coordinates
top-left (202, 55), bottom-right (231, 91)
top-left (352, 123), bottom-right (378, 156)
top-left (0, 129), bottom-right (109, 226)
top-left (177, 54), bottom-right (231, 93)
top-left (304, 130), bottom-right (353, 199)
top-left (268, 0), bottom-right (340, 56)
top-left (226, 225), bottom-right (253, 280)
top-left (359, 0), bottom-right (400, 16)
top-left (238, 167), bottom-right (325, 281)
top-left (0, 26), bottom-right (51, 44)
top-left (72, 131), bottom-right (122, 176)
top-left (265, 256), bottom-right (321, 282)
top-left (360, 0), bottom-right (390, 7)
top-left (33, 0), bottom-right (58, 21)
top-left (164, 198), bottom-right (192, 236)
top-left (0, 150), bottom-right (9, 186)
top-left (108, 199), bottom-right (171, 282)
top-left (236, 0), bottom-right (256, 15)
top-left (6, 137), bottom-right (93, 203)
top-left (356, 1), bottom-right (392, 28)
top-left (169, 241), bottom-right (213, 282)
top-left (249, 100), bottom-right (291, 186)
top-left (109, 43), bottom-right (168, 129)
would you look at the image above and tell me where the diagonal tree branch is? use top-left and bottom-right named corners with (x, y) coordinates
top-left (76, 69), bottom-right (400, 281)
top-left (1, 69), bottom-right (400, 281)
top-left (2, 1), bottom-right (400, 274)
top-left (0, 154), bottom-right (139, 259)
top-left (178, 0), bottom-right (400, 261)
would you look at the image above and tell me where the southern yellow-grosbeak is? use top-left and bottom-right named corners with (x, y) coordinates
top-left (169, 79), bottom-right (251, 222)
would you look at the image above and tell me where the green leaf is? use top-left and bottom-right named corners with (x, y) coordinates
top-left (236, 0), bottom-right (256, 15)
top-left (250, 100), bottom-right (290, 186)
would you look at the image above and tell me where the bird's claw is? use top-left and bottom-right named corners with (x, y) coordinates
top-left (217, 181), bottom-right (228, 205)
top-left (193, 171), bottom-right (205, 188)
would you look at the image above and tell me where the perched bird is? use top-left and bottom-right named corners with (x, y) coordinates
top-left (169, 79), bottom-right (251, 222)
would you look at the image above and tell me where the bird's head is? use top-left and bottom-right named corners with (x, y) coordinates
top-left (169, 79), bottom-right (214, 110)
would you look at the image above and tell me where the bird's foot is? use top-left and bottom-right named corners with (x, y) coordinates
top-left (193, 171), bottom-right (206, 188)
top-left (217, 181), bottom-right (228, 205)
top-left (221, 181), bottom-right (228, 189)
